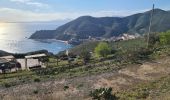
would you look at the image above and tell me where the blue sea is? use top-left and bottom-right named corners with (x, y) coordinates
top-left (0, 22), bottom-right (71, 54)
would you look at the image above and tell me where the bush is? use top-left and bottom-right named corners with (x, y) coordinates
top-left (160, 30), bottom-right (170, 45)
top-left (3, 82), bottom-right (11, 88)
top-left (64, 85), bottom-right (69, 91)
top-left (77, 84), bottom-right (84, 89)
top-left (33, 90), bottom-right (39, 94)
top-left (33, 68), bottom-right (56, 75)
top-left (135, 48), bottom-right (153, 60)
top-left (34, 78), bottom-right (41, 82)
top-left (2, 82), bottom-right (17, 88)
top-left (80, 48), bottom-right (91, 64)
top-left (144, 32), bottom-right (160, 48)
top-left (90, 87), bottom-right (118, 100)
top-left (95, 42), bottom-right (111, 58)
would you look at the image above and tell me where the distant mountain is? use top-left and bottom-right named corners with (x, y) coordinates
top-left (0, 50), bottom-right (11, 57)
top-left (30, 9), bottom-right (170, 40)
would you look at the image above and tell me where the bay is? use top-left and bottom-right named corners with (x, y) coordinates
top-left (0, 22), bottom-right (71, 54)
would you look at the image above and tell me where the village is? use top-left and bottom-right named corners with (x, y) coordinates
top-left (68, 33), bottom-right (139, 45)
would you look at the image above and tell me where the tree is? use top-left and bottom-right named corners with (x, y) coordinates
top-left (94, 42), bottom-right (111, 57)
top-left (80, 49), bottom-right (91, 65)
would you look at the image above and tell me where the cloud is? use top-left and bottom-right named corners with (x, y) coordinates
top-left (84, 10), bottom-right (141, 17)
top-left (0, 8), bottom-right (77, 22)
top-left (0, 7), bottom-right (147, 22)
top-left (9, 0), bottom-right (49, 8)
top-left (10, 0), bottom-right (32, 3)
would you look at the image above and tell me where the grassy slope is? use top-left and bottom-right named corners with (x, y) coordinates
top-left (68, 38), bottom-right (146, 55)
top-left (0, 38), bottom-right (146, 88)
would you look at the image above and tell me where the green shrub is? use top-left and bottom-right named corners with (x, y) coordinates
top-left (160, 30), bottom-right (170, 45)
top-left (90, 87), bottom-right (118, 100)
top-left (33, 68), bottom-right (56, 75)
top-left (3, 82), bottom-right (11, 88)
top-left (1, 81), bottom-right (17, 88)
top-left (77, 84), bottom-right (84, 89)
top-left (95, 42), bottom-right (111, 58)
top-left (80, 48), bottom-right (91, 65)
top-left (144, 33), bottom-right (160, 48)
top-left (33, 90), bottom-right (39, 94)
top-left (34, 78), bottom-right (41, 82)
top-left (64, 85), bottom-right (69, 91)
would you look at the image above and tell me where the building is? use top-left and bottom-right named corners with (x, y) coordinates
top-left (24, 53), bottom-right (47, 70)
top-left (0, 54), bottom-right (47, 73)
top-left (0, 55), bottom-right (15, 61)
top-left (0, 58), bottom-right (21, 73)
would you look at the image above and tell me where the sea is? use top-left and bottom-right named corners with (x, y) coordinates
top-left (0, 22), bottom-right (71, 54)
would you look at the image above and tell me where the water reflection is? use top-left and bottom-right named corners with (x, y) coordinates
top-left (0, 23), bottom-right (71, 54)
top-left (0, 23), bottom-right (25, 40)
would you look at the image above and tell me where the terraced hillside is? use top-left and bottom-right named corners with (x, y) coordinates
top-left (0, 56), bottom-right (170, 100)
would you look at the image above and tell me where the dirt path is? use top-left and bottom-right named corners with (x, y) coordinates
top-left (1, 57), bottom-right (170, 100)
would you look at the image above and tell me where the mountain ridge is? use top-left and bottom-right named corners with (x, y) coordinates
top-left (30, 9), bottom-right (170, 40)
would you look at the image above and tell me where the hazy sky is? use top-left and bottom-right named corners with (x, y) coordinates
top-left (0, 0), bottom-right (169, 22)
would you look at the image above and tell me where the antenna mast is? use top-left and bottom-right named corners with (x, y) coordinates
top-left (147, 4), bottom-right (155, 48)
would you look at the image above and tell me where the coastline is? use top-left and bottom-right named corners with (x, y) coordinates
top-left (0, 38), bottom-right (71, 54)
top-left (55, 39), bottom-right (69, 44)
top-left (30, 39), bottom-right (69, 44)
top-left (31, 38), bottom-right (80, 46)
top-left (29, 39), bottom-right (70, 46)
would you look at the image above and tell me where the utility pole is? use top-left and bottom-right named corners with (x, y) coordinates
top-left (147, 4), bottom-right (155, 48)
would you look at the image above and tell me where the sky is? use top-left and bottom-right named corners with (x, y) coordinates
top-left (0, 0), bottom-right (169, 22)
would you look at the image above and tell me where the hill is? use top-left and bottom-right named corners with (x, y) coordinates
top-left (0, 50), bottom-right (11, 57)
top-left (30, 9), bottom-right (170, 40)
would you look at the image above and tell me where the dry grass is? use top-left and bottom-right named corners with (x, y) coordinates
top-left (1, 57), bottom-right (170, 100)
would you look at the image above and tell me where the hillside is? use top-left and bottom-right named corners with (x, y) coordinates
top-left (0, 50), bottom-right (11, 57)
top-left (30, 9), bottom-right (170, 40)
top-left (2, 33), bottom-right (170, 99)
top-left (1, 53), bottom-right (170, 100)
